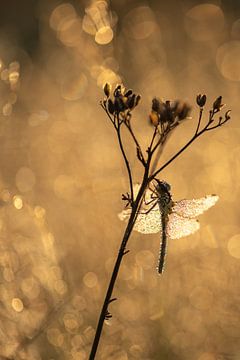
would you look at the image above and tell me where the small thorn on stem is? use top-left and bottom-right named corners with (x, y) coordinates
top-left (105, 310), bottom-right (112, 320)
top-left (108, 298), bottom-right (117, 304)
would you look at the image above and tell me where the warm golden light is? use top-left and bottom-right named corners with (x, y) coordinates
top-left (184, 4), bottom-right (225, 41)
top-left (13, 195), bottom-right (23, 209)
top-left (0, 1), bottom-right (238, 359)
top-left (47, 328), bottom-right (65, 347)
top-left (227, 233), bottom-right (240, 259)
top-left (95, 26), bottom-right (113, 45)
top-left (11, 297), bottom-right (24, 312)
top-left (83, 272), bottom-right (98, 288)
top-left (123, 6), bottom-right (157, 40)
top-left (216, 40), bottom-right (240, 81)
top-left (15, 167), bottom-right (36, 192)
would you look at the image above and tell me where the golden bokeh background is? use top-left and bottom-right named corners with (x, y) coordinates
top-left (0, 0), bottom-right (240, 359)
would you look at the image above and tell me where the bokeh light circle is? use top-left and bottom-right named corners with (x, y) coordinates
top-left (95, 26), bottom-right (113, 45)
top-left (185, 4), bottom-right (224, 41)
top-left (227, 233), bottom-right (240, 259)
top-left (123, 6), bottom-right (157, 40)
top-left (216, 41), bottom-right (240, 81)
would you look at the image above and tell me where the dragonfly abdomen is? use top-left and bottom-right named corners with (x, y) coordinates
top-left (157, 212), bottom-right (168, 274)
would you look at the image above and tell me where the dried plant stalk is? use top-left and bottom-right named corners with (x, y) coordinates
top-left (88, 86), bottom-right (230, 359)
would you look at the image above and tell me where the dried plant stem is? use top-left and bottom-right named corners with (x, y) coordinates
top-left (89, 94), bottom-right (230, 359)
top-left (88, 176), bottom-right (148, 360)
top-left (89, 119), bottom-right (195, 359)
top-left (116, 125), bottom-right (134, 202)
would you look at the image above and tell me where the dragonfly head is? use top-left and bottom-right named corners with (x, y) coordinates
top-left (155, 179), bottom-right (171, 193)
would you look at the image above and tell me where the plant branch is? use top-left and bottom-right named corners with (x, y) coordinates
top-left (195, 107), bottom-right (203, 135)
top-left (116, 121), bottom-right (134, 203)
top-left (125, 120), bottom-right (146, 166)
top-left (149, 112), bottom-right (229, 182)
top-left (149, 122), bottom-right (179, 175)
top-left (100, 102), bottom-right (115, 128)
top-left (149, 125), bottom-right (159, 152)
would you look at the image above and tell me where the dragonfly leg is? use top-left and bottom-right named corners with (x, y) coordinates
top-left (148, 185), bottom-right (158, 196)
top-left (143, 197), bottom-right (158, 206)
top-left (143, 186), bottom-right (158, 206)
top-left (138, 201), bottom-right (158, 215)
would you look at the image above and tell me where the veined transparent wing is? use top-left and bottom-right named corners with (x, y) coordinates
top-left (167, 194), bottom-right (219, 239)
top-left (119, 183), bottom-right (161, 234)
top-left (172, 195), bottom-right (219, 219)
top-left (118, 207), bottom-right (200, 238)
top-left (166, 212), bottom-right (200, 239)
top-left (118, 194), bottom-right (219, 238)
top-left (118, 206), bottom-right (162, 234)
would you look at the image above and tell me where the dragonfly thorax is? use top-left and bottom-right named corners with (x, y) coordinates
top-left (155, 180), bottom-right (171, 193)
top-left (155, 180), bottom-right (172, 213)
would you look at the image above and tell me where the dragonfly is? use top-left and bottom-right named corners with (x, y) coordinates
top-left (118, 180), bottom-right (219, 274)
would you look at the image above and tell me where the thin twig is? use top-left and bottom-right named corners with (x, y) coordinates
top-left (149, 113), bottom-right (229, 182)
top-left (116, 122), bottom-right (134, 203)
top-left (100, 102), bottom-right (115, 127)
top-left (125, 121), bottom-right (146, 166)
top-left (195, 107), bottom-right (203, 135)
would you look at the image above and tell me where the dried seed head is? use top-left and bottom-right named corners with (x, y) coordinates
top-left (225, 110), bottom-right (231, 121)
top-left (103, 83), bottom-right (111, 98)
top-left (114, 97), bottom-right (126, 112)
top-left (114, 85), bottom-right (122, 98)
top-left (149, 111), bottom-right (159, 126)
top-left (213, 96), bottom-right (223, 111)
top-left (107, 98), bottom-right (115, 114)
top-left (196, 94), bottom-right (207, 107)
top-left (124, 89), bottom-right (133, 98)
top-left (152, 98), bottom-right (161, 113)
top-left (160, 101), bottom-right (173, 123)
top-left (135, 94), bottom-right (141, 106)
top-left (176, 101), bottom-right (191, 120)
top-left (127, 94), bottom-right (136, 110)
top-left (102, 84), bottom-right (141, 116)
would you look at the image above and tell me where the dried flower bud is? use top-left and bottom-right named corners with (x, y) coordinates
top-left (122, 96), bottom-right (128, 105)
top-left (213, 96), bottom-right (223, 111)
top-left (196, 94), bottom-right (206, 107)
top-left (149, 111), bottom-right (159, 126)
top-left (225, 110), bottom-right (231, 121)
top-left (104, 83), bottom-right (111, 98)
top-left (114, 97), bottom-right (126, 112)
top-left (160, 101), bottom-right (173, 123)
top-left (124, 89), bottom-right (133, 98)
top-left (127, 94), bottom-right (136, 109)
top-left (135, 94), bottom-right (141, 106)
top-left (114, 85), bottom-right (122, 98)
top-left (107, 98), bottom-right (115, 114)
top-left (152, 98), bottom-right (161, 112)
top-left (176, 102), bottom-right (191, 120)
top-left (104, 85), bottom-right (141, 115)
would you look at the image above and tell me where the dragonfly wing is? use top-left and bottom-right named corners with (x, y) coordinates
top-left (118, 208), bottom-right (162, 234)
top-left (167, 212), bottom-right (200, 239)
top-left (172, 195), bottom-right (219, 219)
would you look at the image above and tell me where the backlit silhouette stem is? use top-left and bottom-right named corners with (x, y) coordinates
top-left (89, 92), bottom-right (230, 360)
